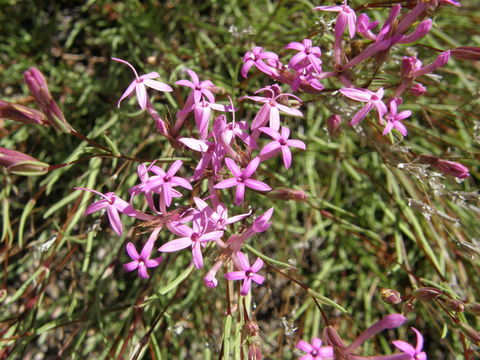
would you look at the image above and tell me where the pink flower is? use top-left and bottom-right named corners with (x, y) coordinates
top-left (224, 252), bottom-right (265, 295)
top-left (142, 160), bottom-right (192, 208)
top-left (76, 187), bottom-right (142, 236)
top-left (123, 228), bottom-right (162, 279)
top-left (314, 1), bottom-right (356, 39)
top-left (241, 87), bottom-right (303, 131)
top-left (214, 157), bottom-right (271, 206)
top-left (392, 327), bottom-right (427, 360)
top-left (382, 99), bottom-right (411, 137)
top-left (176, 69), bottom-right (215, 104)
top-left (112, 57), bottom-right (172, 110)
top-left (241, 46), bottom-right (279, 78)
top-left (159, 221), bottom-right (224, 269)
top-left (340, 87), bottom-right (387, 125)
top-left (296, 338), bottom-right (333, 360)
top-left (285, 39), bottom-right (322, 73)
top-left (259, 126), bottom-right (306, 168)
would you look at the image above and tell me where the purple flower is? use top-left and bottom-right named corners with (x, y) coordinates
top-left (339, 87), bottom-right (387, 125)
top-left (356, 13), bottom-right (379, 41)
top-left (176, 69), bottom-right (215, 104)
top-left (76, 187), bottom-right (141, 236)
top-left (159, 220), bottom-right (224, 269)
top-left (123, 228), bottom-right (162, 279)
top-left (112, 57), bottom-right (173, 110)
top-left (314, 1), bottom-right (356, 39)
top-left (285, 39), bottom-right (322, 73)
top-left (194, 197), bottom-right (250, 232)
top-left (392, 327), bottom-right (427, 360)
top-left (214, 157), bottom-right (271, 206)
top-left (179, 138), bottom-right (225, 179)
top-left (224, 251), bottom-right (265, 295)
top-left (296, 338), bottom-right (333, 360)
top-left (382, 99), bottom-right (411, 137)
top-left (241, 46), bottom-right (279, 78)
top-left (143, 160), bottom-right (192, 208)
top-left (259, 126), bottom-right (306, 168)
top-left (241, 87), bottom-right (303, 131)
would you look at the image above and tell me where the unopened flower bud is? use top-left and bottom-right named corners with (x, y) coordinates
top-left (445, 298), bottom-right (465, 313)
top-left (402, 302), bottom-right (415, 313)
top-left (409, 83), bottom-right (427, 96)
top-left (0, 100), bottom-right (47, 126)
top-left (380, 288), bottom-right (402, 304)
top-left (458, 323), bottom-right (480, 344)
top-left (248, 344), bottom-right (262, 360)
top-left (0, 147), bottom-right (49, 176)
top-left (419, 155), bottom-right (470, 179)
top-left (401, 56), bottom-right (422, 78)
top-left (451, 46), bottom-right (480, 61)
top-left (412, 287), bottom-right (442, 300)
top-left (266, 188), bottom-right (307, 201)
top-left (327, 114), bottom-right (342, 138)
top-left (23, 67), bottom-right (73, 133)
top-left (399, 19), bottom-right (432, 44)
top-left (412, 51), bottom-right (450, 78)
top-left (324, 326), bottom-right (346, 348)
top-left (246, 321), bottom-right (260, 336)
top-left (466, 303), bottom-right (480, 316)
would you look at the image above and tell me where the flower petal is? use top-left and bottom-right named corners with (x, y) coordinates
top-left (159, 237), bottom-right (192, 252)
top-left (106, 206), bottom-right (123, 236)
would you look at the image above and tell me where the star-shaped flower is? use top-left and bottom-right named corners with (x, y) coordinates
top-left (224, 252), bottom-right (265, 295)
top-left (392, 327), bottom-right (427, 360)
top-left (123, 228), bottom-right (163, 279)
top-left (112, 57), bottom-right (173, 110)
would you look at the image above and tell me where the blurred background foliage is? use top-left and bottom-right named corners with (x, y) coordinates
top-left (1, 0), bottom-right (479, 359)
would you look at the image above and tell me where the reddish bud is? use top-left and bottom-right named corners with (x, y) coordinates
top-left (0, 147), bottom-right (49, 176)
top-left (0, 100), bottom-right (47, 126)
top-left (409, 83), bottom-right (427, 96)
top-left (419, 155), bottom-right (470, 179)
top-left (459, 323), bottom-right (480, 344)
top-left (266, 188), bottom-right (307, 201)
top-left (451, 46), bottom-right (480, 61)
top-left (380, 288), bottom-right (402, 305)
top-left (466, 303), bottom-right (480, 316)
top-left (248, 344), bottom-right (262, 360)
top-left (412, 287), bottom-right (442, 300)
top-left (23, 67), bottom-right (73, 133)
top-left (445, 298), bottom-right (465, 313)
top-left (327, 114), bottom-right (342, 138)
top-left (402, 301), bottom-right (415, 313)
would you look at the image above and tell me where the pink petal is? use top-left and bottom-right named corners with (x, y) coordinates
top-left (412, 328), bottom-right (424, 353)
top-left (175, 79), bottom-right (195, 88)
top-left (296, 340), bottom-right (313, 353)
top-left (159, 237), bottom-right (192, 252)
top-left (179, 138), bottom-right (209, 152)
top-left (350, 103), bottom-right (374, 126)
top-left (138, 265), bottom-right (149, 279)
top-left (167, 160), bottom-right (183, 177)
top-left (286, 139), bottom-right (306, 150)
top-left (285, 41), bottom-right (305, 51)
top-left (85, 200), bottom-right (108, 215)
top-left (225, 157), bottom-right (242, 177)
top-left (123, 261), bottom-right (139, 272)
top-left (259, 127), bottom-right (280, 140)
top-left (145, 257), bottom-right (162, 268)
top-left (382, 122), bottom-right (394, 136)
top-left (259, 141), bottom-right (281, 158)
top-left (225, 271), bottom-right (246, 281)
top-left (243, 157), bottom-right (260, 178)
top-left (136, 83), bottom-right (147, 110)
top-left (235, 183), bottom-right (245, 205)
top-left (192, 242), bottom-right (204, 268)
top-left (117, 81), bottom-right (136, 108)
top-left (144, 79), bottom-right (173, 92)
top-left (281, 146), bottom-right (292, 169)
top-left (171, 176), bottom-right (193, 190)
top-left (251, 103), bottom-right (271, 130)
top-left (313, 5), bottom-right (343, 12)
top-left (140, 71), bottom-right (160, 79)
top-left (214, 178), bottom-right (238, 189)
top-left (340, 88), bottom-right (372, 102)
top-left (241, 60), bottom-right (254, 78)
top-left (236, 251), bottom-right (250, 270)
top-left (126, 242), bottom-right (140, 260)
top-left (276, 103), bottom-right (303, 117)
top-left (198, 230), bottom-right (224, 243)
top-left (251, 257), bottom-right (264, 272)
top-left (244, 179), bottom-right (271, 192)
top-left (392, 340), bottom-right (416, 356)
top-left (186, 69), bottom-right (200, 84)
top-left (240, 278), bottom-right (252, 295)
top-left (395, 122), bottom-right (408, 137)
top-left (251, 274), bottom-right (265, 285)
top-left (106, 206), bottom-right (123, 236)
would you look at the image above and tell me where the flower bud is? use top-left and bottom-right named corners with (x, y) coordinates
top-left (401, 56), bottom-right (422, 78)
top-left (445, 298), bottom-right (465, 313)
top-left (402, 301), bottom-right (415, 313)
top-left (252, 208), bottom-right (274, 233)
top-left (0, 100), bottom-right (47, 126)
top-left (412, 287), bottom-right (442, 300)
top-left (248, 344), bottom-right (262, 360)
top-left (451, 46), bottom-right (480, 61)
top-left (245, 321), bottom-right (260, 336)
top-left (324, 326), bottom-right (346, 348)
top-left (380, 288), bottom-right (402, 305)
top-left (412, 51), bottom-right (450, 78)
top-left (409, 83), bottom-right (427, 96)
top-left (0, 147), bottom-right (49, 176)
top-left (419, 155), bottom-right (470, 179)
top-left (458, 323), bottom-right (480, 344)
top-left (266, 188), bottom-right (307, 201)
top-left (399, 19), bottom-right (432, 44)
top-left (466, 303), bottom-right (480, 316)
top-left (23, 67), bottom-right (73, 133)
top-left (327, 114), bottom-right (342, 138)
